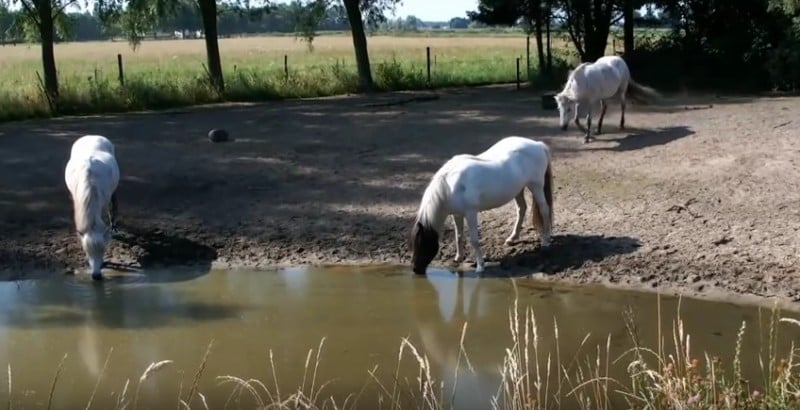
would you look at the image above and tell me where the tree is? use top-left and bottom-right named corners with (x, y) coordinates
top-left (98, 0), bottom-right (268, 94)
top-left (339, 0), bottom-right (399, 91)
top-left (1, 0), bottom-right (81, 101)
top-left (448, 16), bottom-right (469, 28)
top-left (289, 0), bottom-right (327, 51)
top-left (468, 0), bottom-right (553, 74)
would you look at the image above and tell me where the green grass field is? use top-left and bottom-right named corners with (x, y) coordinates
top-left (0, 29), bottom-right (666, 122)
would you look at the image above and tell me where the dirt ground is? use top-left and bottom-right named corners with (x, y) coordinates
top-left (1, 84), bottom-right (798, 306)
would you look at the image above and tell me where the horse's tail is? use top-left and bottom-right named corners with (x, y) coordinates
top-left (73, 158), bottom-right (105, 235)
top-left (544, 153), bottom-right (553, 229)
top-left (532, 145), bottom-right (554, 233)
top-left (627, 78), bottom-right (661, 105)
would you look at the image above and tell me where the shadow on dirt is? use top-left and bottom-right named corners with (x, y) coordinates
top-left (588, 126), bottom-right (696, 152)
top-left (0, 84), bottom-right (749, 269)
top-left (112, 222), bottom-right (218, 269)
top-left (496, 233), bottom-right (643, 275)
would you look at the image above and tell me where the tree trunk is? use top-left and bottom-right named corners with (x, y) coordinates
top-left (585, 24), bottom-right (610, 61)
top-left (37, 0), bottom-right (58, 100)
top-left (545, 3), bottom-right (551, 71)
top-left (343, 0), bottom-right (373, 92)
top-left (533, 11), bottom-right (545, 74)
top-left (623, 0), bottom-right (634, 55)
top-left (198, 0), bottom-right (224, 92)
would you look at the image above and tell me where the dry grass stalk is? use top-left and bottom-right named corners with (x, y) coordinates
top-left (133, 360), bottom-right (175, 410)
top-left (85, 347), bottom-right (113, 410)
top-left (184, 340), bottom-right (214, 408)
top-left (47, 353), bottom-right (68, 410)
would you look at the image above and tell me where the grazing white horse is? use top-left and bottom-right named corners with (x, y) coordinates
top-left (555, 55), bottom-right (660, 143)
top-left (410, 136), bottom-right (554, 275)
top-left (64, 135), bottom-right (120, 280)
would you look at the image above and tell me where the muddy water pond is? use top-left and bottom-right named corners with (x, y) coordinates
top-left (1, 266), bottom-right (799, 409)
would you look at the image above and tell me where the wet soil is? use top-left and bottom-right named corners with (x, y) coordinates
top-left (1, 84), bottom-right (798, 305)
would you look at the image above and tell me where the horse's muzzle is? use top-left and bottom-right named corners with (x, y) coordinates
top-left (412, 265), bottom-right (427, 275)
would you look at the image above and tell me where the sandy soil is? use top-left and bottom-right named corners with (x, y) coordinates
top-left (1, 85), bottom-right (798, 306)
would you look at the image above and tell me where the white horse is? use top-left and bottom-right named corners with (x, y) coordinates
top-left (555, 55), bottom-right (660, 143)
top-left (409, 136), bottom-right (554, 275)
top-left (64, 135), bottom-right (120, 280)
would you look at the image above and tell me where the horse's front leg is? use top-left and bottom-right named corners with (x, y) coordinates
top-left (453, 214), bottom-right (466, 263)
top-left (505, 190), bottom-right (526, 245)
top-left (584, 105), bottom-right (594, 143)
top-left (465, 211), bottom-right (485, 273)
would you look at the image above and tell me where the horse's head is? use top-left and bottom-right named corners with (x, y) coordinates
top-left (410, 221), bottom-right (439, 275)
top-left (555, 93), bottom-right (577, 131)
top-left (79, 228), bottom-right (111, 280)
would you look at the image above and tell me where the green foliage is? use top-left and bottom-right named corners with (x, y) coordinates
top-left (624, 0), bottom-right (800, 92)
top-left (289, 0), bottom-right (328, 51)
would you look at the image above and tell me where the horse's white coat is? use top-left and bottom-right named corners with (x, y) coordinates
top-left (64, 135), bottom-right (120, 279)
top-left (415, 136), bottom-right (553, 273)
top-left (556, 55), bottom-right (632, 142)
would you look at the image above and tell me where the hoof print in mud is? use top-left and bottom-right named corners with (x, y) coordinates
top-left (208, 128), bottom-right (230, 143)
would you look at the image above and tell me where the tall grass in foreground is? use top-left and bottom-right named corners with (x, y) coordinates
top-left (7, 291), bottom-right (800, 409)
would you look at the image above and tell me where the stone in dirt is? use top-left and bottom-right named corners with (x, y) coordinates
top-left (208, 128), bottom-right (230, 143)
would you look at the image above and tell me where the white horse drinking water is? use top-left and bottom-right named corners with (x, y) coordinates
top-left (64, 135), bottom-right (120, 280)
top-left (410, 136), bottom-right (554, 275)
top-left (555, 55), bottom-right (660, 143)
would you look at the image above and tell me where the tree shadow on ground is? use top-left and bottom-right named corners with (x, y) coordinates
top-left (0, 84), bottom-right (759, 270)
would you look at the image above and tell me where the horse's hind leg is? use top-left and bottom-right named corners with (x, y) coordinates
top-left (529, 184), bottom-right (552, 247)
top-left (596, 99), bottom-right (607, 135)
top-left (109, 192), bottom-right (118, 231)
top-left (505, 190), bottom-right (526, 245)
top-left (453, 214), bottom-right (466, 263)
top-left (465, 211), bottom-right (486, 273)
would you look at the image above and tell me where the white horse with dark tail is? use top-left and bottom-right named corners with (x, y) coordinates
top-left (555, 55), bottom-right (661, 143)
top-left (409, 136), bottom-right (554, 275)
top-left (64, 135), bottom-right (120, 280)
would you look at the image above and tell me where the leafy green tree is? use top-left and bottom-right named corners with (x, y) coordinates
top-left (468, 0), bottom-right (552, 73)
top-left (97, 0), bottom-right (268, 93)
top-left (0, 0), bottom-right (83, 101)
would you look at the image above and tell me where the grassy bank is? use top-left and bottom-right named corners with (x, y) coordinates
top-left (0, 34), bottom-right (578, 122)
top-left (8, 291), bottom-right (800, 409)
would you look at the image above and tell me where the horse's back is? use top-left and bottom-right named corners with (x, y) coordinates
top-left (479, 136), bottom-right (549, 163)
top-left (446, 137), bottom-right (549, 210)
top-left (70, 135), bottom-right (115, 159)
top-left (65, 136), bottom-right (119, 196)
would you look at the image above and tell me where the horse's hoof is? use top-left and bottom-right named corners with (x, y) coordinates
top-left (504, 237), bottom-right (518, 245)
top-left (475, 265), bottom-right (485, 274)
top-left (453, 255), bottom-right (464, 263)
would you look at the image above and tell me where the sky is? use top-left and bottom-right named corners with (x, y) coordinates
top-left (390, 0), bottom-right (480, 21)
top-left (268, 0), bottom-right (480, 22)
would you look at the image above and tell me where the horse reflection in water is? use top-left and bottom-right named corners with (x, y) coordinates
top-left (410, 272), bottom-right (500, 405)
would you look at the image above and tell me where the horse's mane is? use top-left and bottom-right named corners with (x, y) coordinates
top-left (416, 162), bottom-right (456, 232)
top-left (560, 62), bottom-right (592, 99)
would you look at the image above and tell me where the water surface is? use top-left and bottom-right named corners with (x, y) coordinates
top-left (0, 266), bottom-right (798, 409)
